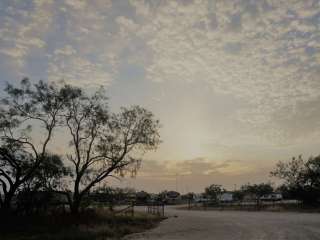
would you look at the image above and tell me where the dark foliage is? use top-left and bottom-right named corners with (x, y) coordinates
top-left (271, 155), bottom-right (320, 205)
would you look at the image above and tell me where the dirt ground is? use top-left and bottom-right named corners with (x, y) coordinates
top-left (125, 206), bottom-right (320, 240)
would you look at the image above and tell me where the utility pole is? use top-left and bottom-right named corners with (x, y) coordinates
top-left (175, 173), bottom-right (178, 192)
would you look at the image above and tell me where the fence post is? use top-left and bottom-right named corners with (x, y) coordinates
top-left (162, 203), bottom-right (164, 217)
top-left (131, 201), bottom-right (134, 217)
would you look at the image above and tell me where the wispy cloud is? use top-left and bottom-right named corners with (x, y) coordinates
top-left (125, 0), bottom-right (320, 143)
top-left (126, 157), bottom-right (271, 192)
top-left (0, 0), bottom-right (320, 153)
top-left (0, 0), bottom-right (53, 68)
top-left (138, 157), bottom-right (259, 179)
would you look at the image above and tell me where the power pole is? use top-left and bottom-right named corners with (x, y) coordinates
top-left (175, 173), bottom-right (178, 192)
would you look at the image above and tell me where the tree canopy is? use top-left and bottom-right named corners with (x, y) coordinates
top-left (63, 87), bottom-right (161, 213)
top-left (0, 79), bottom-right (78, 212)
top-left (0, 79), bottom-right (161, 214)
top-left (271, 155), bottom-right (320, 204)
top-left (205, 184), bottom-right (225, 201)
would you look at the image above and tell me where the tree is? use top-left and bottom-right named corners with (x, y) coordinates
top-left (184, 192), bottom-right (195, 201)
top-left (275, 184), bottom-right (293, 200)
top-left (27, 153), bottom-right (71, 192)
top-left (271, 155), bottom-right (305, 187)
top-left (136, 191), bottom-right (151, 204)
top-left (304, 156), bottom-right (320, 189)
top-left (14, 154), bottom-right (71, 214)
top-left (233, 190), bottom-right (245, 202)
top-left (271, 155), bottom-right (320, 205)
top-left (241, 183), bottom-right (273, 200)
top-left (0, 142), bottom-right (34, 211)
top-left (0, 79), bottom-right (77, 212)
top-left (63, 88), bottom-right (161, 214)
top-left (158, 190), bottom-right (168, 202)
top-left (205, 184), bottom-right (225, 202)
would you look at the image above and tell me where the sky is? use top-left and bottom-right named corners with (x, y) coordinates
top-left (1, 0), bottom-right (320, 193)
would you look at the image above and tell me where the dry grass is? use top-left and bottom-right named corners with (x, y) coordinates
top-left (0, 209), bottom-right (165, 240)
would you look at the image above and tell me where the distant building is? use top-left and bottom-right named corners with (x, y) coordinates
top-left (260, 193), bottom-right (283, 201)
top-left (194, 194), bottom-right (210, 203)
top-left (242, 192), bottom-right (283, 202)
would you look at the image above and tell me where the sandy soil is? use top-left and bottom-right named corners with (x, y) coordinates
top-left (125, 206), bottom-right (320, 240)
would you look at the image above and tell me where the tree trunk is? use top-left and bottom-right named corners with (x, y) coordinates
top-left (0, 190), bottom-right (15, 214)
top-left (1, 201), bottom-right (11, 214)
top-left (70, 177), bottom-right (81, 214)
top-left (70, 200), bottom-right (80, 214)
top-left (70, 191), bottom-right (82, 215)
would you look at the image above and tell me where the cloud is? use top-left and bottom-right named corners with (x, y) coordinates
top-left (127, 0), bottom-right (320, 143)
top-left (0, 0), bottom-right (117, 85)
top-left (116, 15), bottom-right (139, 36)
top-left (0, 1), bottom-right (53, 69)
top-left (1, 0), bottom-right (320, 145)
top-left (138, 157), bottom-right (257, 178)
top-left (127, 157), bottom-right (272, 192)
top-left (53, 45), bottom-right (76, 56)
top-left (64, 0), bottom-right (87, 10)
top-left (48, 48), bottom-right (113, 86)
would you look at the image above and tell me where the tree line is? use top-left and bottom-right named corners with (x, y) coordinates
top-left (0, 79), bottom-right (161, 215)
top-left (203, 183), bottom-right (273, 202)
top-left (271, 155), bottom-right (320, 205)
top-left (1, 79), bottom-right (319, 216)
top-left (203, 155), bottom-right (320, 206)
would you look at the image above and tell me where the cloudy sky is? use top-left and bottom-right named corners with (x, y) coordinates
top-left (1, 0), bottom-right (320, 193)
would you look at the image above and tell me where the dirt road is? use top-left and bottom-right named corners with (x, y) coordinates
top-left (126, 206), bottom-right (320, 240)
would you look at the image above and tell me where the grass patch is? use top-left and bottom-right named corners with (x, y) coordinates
top-left (0, 209), bottom-right (165, 240)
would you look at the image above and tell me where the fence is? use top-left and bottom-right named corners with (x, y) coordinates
top-left (114, 202), bottom-right (135, 217)
top-left (147, 202), bottom-right (165, 217)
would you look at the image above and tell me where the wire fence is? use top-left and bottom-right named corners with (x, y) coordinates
top-left (114, 202), bottom-right (135, 217)
top-left (147, 202), bottom-right (165, 217)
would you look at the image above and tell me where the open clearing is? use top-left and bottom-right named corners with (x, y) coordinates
top-left (126, 206), bottom-right (320, 240)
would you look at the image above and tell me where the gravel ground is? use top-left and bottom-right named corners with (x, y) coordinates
top-left (125, 206), bottom-right (320, 240)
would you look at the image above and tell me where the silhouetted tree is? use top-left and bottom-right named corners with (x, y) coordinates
top-left (0, 142), bottom-right (33, 211)
top-left (241, 183), bottom-right (273, 200)
top-left (63, 88), bottom-right (161, 214)
top-left (271, 155), bottom-right (305, 187)
top-left (184, 192), bottom-right (195, 201)
top-left (233, 190), bottom-right (245, 201)
top-left (28, 153), bottom-right (71, 191)
top-left (14, 154), bottom-right (71, 215)
top-left (304, 156), bottom-right (320, 189)
top-left (0, 79), bottom-right (77, 213)
top-left (205, 184), bottom-right (225, 202)
top-left (136, 191), bottom-right (151, 204)
top-left (271, 155), bottom-right (320, 205)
